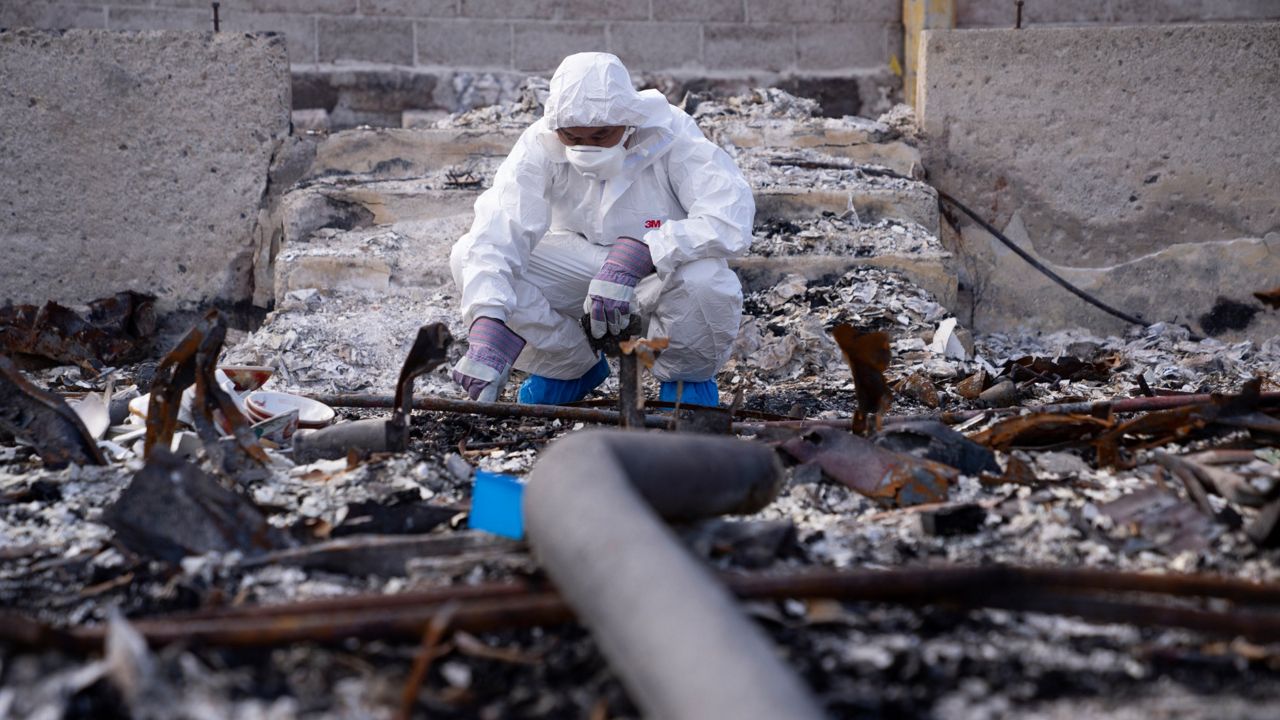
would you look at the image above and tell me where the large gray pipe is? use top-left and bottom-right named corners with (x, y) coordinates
top-left (523, 430), bottom-right (826, 720)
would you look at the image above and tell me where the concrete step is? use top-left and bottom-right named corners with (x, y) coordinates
top-left (707, 117), bottom-right (921, 176)
top-left (279, 179), bottom-right (938, 247)
top-left (275, 199), bottom-right (955, 317)
top-left (273, 216), bottom-right (470, 306)
top-left (304, 119), bottom-right (920, 183)
top-left (281, 182), bottom-right (481, 246)
top-left (755, 185), bottom-right (939, 234)
top-left (303, 127), bottom-right (521, 183)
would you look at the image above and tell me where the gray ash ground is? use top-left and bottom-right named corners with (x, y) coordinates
top-left (6, 378), bottom-right (1280, 717)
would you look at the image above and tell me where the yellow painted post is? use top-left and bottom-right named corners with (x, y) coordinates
top-left (903, 0), bottom-right (954, 111)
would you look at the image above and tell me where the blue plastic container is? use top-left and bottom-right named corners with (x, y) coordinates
top-left (468, 470), bottom-right (526, 540)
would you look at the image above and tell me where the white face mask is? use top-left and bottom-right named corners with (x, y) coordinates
top-left (564, 127), bottom-right (635, 179)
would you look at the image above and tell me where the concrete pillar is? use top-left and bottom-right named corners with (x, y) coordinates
top-left (903, 0), bottom-right (953, 110)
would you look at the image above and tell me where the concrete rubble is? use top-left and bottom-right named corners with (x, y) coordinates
top-left (3, 82), bottom-right (1280, 720)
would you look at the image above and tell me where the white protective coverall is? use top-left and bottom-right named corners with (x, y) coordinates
top-left (449, 52), bottom-right (755, 382)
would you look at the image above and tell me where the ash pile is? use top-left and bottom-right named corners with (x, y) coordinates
top-left (4, 89), bottom-right (1280, 720)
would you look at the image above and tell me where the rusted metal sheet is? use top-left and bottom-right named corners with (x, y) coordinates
top-left (0, 291), bottom-right (155, 368)
top-left (780, 426), bottom-right (954, 506)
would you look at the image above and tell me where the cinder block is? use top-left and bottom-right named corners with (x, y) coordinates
top-left (513, 22), bottom-right (607, 71)
top-left (754, 0), bottom-right (904, 24)
top-left (107, 7), bottom-right (211, 31)
top-left (222, 11), bottom-right (317, 63)
top-left (748, 0), bottom-right (841, 23)
top-left (704, 23), bottom-right (794, 72)
top-left (417, 19), bottom-right (512, 67)
top-left (652, 0), bottom-right (743, 22)
top-left (556, 0), bottom-right (649, 21)
top-left (361, 0), bottom-right (459, 17)
top-left (1111, 0), bottom-right (1280, 23)
top-left (838, 0), bottom-right (900, 22)
top-left (154, 0), bottom-right (358, 13)
top-left (608, 21), bottom-right (701, 70)
top-left (797, 22), bottom-right (895, 70)
top-left (318, 16), bottom-right (414, 64)
top-left (957, 0), bottom-right (1110, 27)
top-left (463, 0), bottom-right (557, 19)
top-left (0, 3), bottom-right (106, 30)
top-left (465, 0), bottom-right (647, 20)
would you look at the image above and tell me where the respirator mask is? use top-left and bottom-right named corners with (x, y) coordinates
top-left (564, 127), bottom-right (636, 179)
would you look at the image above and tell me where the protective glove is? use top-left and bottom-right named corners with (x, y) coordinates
top-left (451, 317), bottom-right (526, 402)
top-left (582, 236), bottom-right (654, 339)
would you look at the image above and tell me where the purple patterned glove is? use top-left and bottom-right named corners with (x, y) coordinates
top-left (582, 236), bottom-right (654, 339)
top-left (451, 317), bottom-right (526, 402)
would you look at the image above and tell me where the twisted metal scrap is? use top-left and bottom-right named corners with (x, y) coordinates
top-left (0, 354), bottom-right (105, 468)
top-left (143, 310), bottom-right (267, 466)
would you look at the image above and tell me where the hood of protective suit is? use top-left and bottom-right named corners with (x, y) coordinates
top-left (543, 53), bottom-right (671, 130)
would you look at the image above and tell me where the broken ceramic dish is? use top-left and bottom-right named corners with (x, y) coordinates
top-left (245, 391), bottom-right (335, 429)
top-left (219, 365), bottom-right (274, 393)
top-left (69, 393), bottom-right (110, 440)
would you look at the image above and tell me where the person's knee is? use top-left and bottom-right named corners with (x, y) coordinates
top-left (671, 258), bottom-right (742, 307)
top-left (650, 259), bottom-right (742, 381)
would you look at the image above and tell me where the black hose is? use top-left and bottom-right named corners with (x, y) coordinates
top-left (857, 165), bottom-right (1154, 330)
top-left (934, 188), bottom-right (1149, 328)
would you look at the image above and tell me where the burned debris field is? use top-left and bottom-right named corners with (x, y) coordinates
top-left (5, 14), bottom-right (1280, 720)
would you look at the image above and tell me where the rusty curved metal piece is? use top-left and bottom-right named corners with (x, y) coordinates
top-left (0, 354), bottom-right (105, 468)
top-left (144, 310), bottom-right (267, 466)
top-left (780, 426), bottom-right (954, 506)
top-left (293, 324), bottom-right (453, 463)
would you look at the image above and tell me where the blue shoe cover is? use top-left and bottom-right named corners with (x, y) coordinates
top-left (660, 380), bottom-right (719, 408)
top-left (518, 356), bottom-right (610, 405)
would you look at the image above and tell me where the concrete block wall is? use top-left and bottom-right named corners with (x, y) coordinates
top-left (0, 28), bottom-right (292, 323)
top-left (957, 0), bottom-right (1280, 28)
top-left (0, 1), bottom-right (904, 73)
top-left (1, 0), bottom-right (905, 122)
top-left (6, 0), bottom-right (1279, 126)
top-left (918, 22), bottom-right (1280, 341)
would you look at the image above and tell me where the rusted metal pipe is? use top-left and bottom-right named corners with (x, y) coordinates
top-left (737, 390), bottom-right (1280, 433)
top-left (102, 564), bottom-right (1280, 626)
top-left (523, 430), bottom-right (825, 720)
top-left (11, 565), bottom-right (1280, 652)
top-left (309, 389), bottom-right (1280, 436)
top-left (306, 392), bottom-right (672, 428)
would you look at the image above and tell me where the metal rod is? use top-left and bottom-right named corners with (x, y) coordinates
top-left (1015, 0), bottom-right (1024, 28)
top-left (140, 566), bottom-right (1280, 625)
top-left (17, 565), bottom-right (1280, 652)
top-left (304, 392), bottom-right (671, 429)
top-left (618, 353), bottom-right (644, 428)
top-left (305, 388), bottom-right (1278, 435)
top-left (736, 390), bottom-right (1280, 433)
top-left (212, 2), bottom-right (220, 32)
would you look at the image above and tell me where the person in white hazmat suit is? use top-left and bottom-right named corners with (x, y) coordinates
top-left (449, 52), bottom-right (754, 408)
